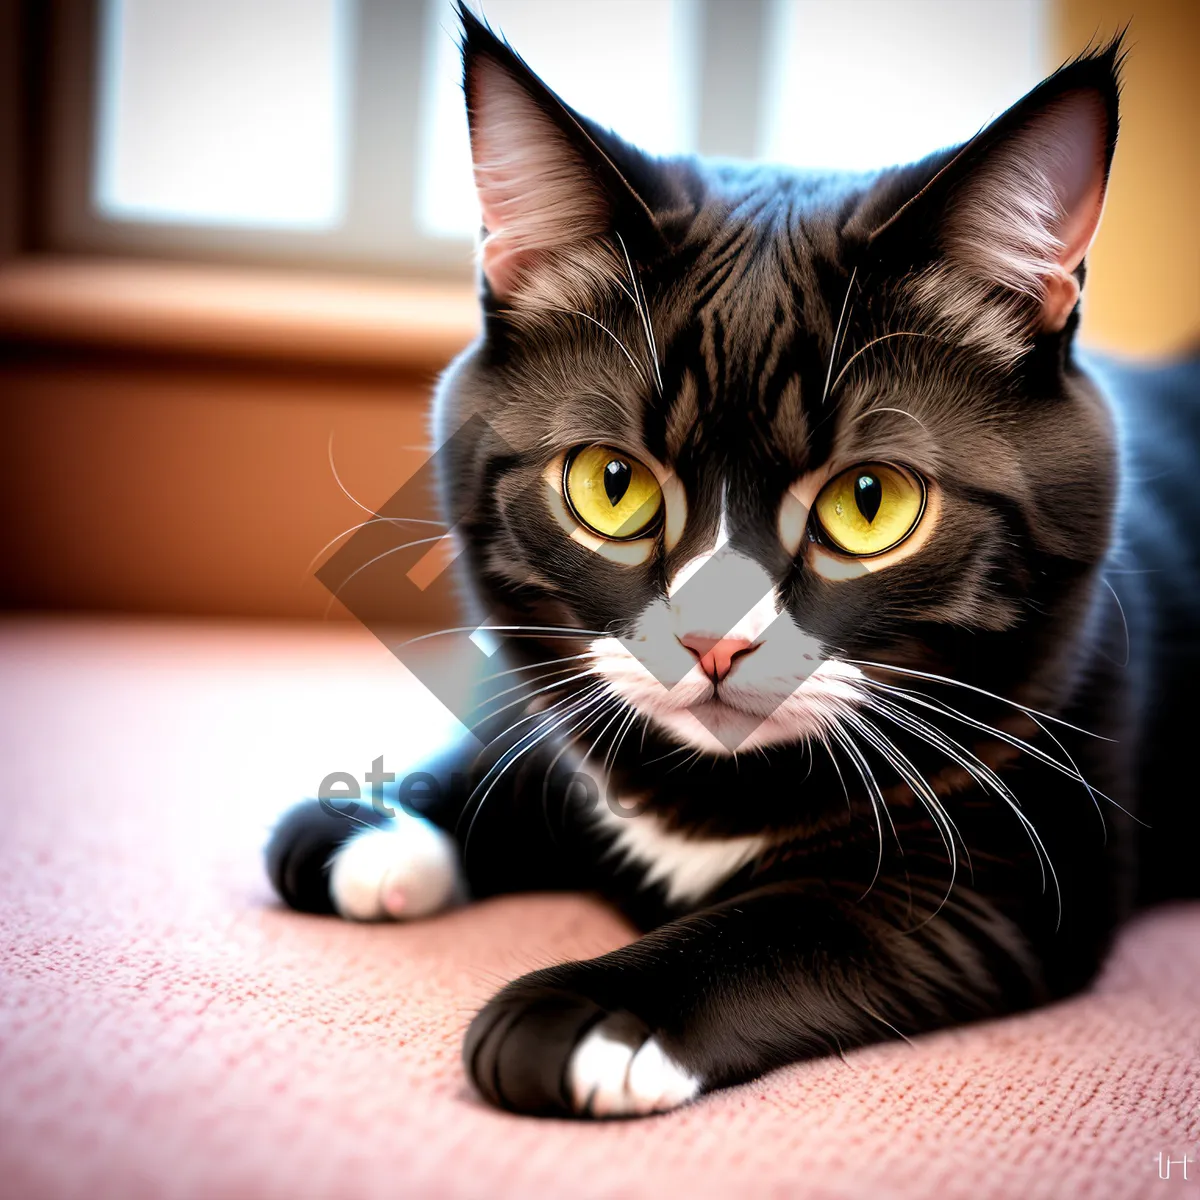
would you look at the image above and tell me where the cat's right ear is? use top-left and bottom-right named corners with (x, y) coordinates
top-left (862, 38), bottom-right (1123, 363)
top-left (459, 5), bottom-right (659, 307)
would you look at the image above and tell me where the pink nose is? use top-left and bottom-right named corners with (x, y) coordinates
top-left (678, 634), bottom-right (759, 683)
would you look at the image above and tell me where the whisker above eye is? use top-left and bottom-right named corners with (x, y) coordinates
top-left (846, 406), bottom-right (931, 433)
top-left (828, 330), bottom-right (948, 397)
top-left (615, 231), bottom-right (663, 396)
top-left (544, 305), bottom-right (649, 388)
top-left (821, 263), bottom-right (859, 406)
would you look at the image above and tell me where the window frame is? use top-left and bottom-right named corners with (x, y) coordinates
top-left (31, 0), bottom-right (774, 278)
top-left (38, 0), bottom-right (478, 277)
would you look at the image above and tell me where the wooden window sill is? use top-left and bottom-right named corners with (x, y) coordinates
top-left (0, 256), bottom-right (480, 372)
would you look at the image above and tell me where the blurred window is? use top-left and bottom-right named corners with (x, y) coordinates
top-left (416, 0), bottom-right (700, 239)
top-left (47, 0), bottom-right (1046, 276)
top-left (761, 0), bottom-right (1046, 171)
top-left (95, 0), bottom-right (352, 230)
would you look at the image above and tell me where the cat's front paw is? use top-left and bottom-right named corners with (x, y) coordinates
top-left (464, 979), bottom-right (701, 1118)
top-left (330, 815), bottom-right (464, 921)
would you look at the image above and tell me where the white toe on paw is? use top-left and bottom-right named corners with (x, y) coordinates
top-left (328, 814), bottom-right (463, 921)
top-left (568, 1021), bottom-right (700, 1116)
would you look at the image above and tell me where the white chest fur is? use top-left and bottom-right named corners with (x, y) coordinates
top-left (591, 799), bottom-right (768, 906)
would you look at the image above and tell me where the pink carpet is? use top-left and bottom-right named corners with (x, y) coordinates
top-left (1, 617), bottom-right (1197, 1199)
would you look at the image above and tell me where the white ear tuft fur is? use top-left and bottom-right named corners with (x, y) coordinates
top-left (942, 89), bottom-right (1108, 333)
top-left (911, 84), bottom-right (1112, 361)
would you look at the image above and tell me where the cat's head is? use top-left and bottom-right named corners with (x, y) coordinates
top-left (436, 7), bottom-right (1122, 757)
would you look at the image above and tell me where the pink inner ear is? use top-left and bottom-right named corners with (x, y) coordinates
top-left (1050, 91), bottom-right (1110, 270)
top-left (935, 83), bottom-right (1113, 341)
top-left (1039, 90), bottom-right (1110, 331)
top-left (467, 56), bottom-right (609, 301)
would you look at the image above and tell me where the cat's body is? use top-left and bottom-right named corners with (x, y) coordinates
top-left (268, 13), bottom-right (1198, 1117)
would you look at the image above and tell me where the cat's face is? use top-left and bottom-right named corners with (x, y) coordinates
top-left (437, 13), bottom-right (1120, 757)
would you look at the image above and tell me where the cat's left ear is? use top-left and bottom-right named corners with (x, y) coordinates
top-left (458, 5), bottom-right (662, 307)
top-left (869, 40), bottom-right (1122, 347)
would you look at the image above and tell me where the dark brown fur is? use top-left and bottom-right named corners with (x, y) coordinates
top-left (268, 16), bottom-right (1199, 1117)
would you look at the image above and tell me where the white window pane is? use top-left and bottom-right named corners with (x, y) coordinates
top-left (95, 0), bottom-right (352, 229)
top-left (416, 0), bottom-right (700, 240)
top-left (761, 0), bottom-right (1045, 170)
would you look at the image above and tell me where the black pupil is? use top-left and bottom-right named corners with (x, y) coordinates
top-left (855, 473), bottom-right (882, 523)
top-left (604, 459), bottom-right (631, 506)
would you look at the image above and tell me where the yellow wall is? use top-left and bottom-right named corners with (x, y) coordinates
top-left (1054, 0), bottom-right (1200, 357)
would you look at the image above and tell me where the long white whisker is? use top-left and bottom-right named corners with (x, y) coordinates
top-left (863, 692), bottom-right (1016, 803)
top-left (327, 432), bottom-right (378, 518)
top-left (602, 702), bottom-right (642, 782)
top-left (476, 679), bottom-right (608, 756)
top-left (825, 720), bottom-right (888, 899)
top-left (816, 726), bottom-right (852, 818)
top-left (540, 693), bottom-right (626, 833)
top-left (549, 306), bottom-right (648, 387)
top-left (307, 515), bottom-right (447, 573)
top-left (847, 659), bottom-right (1111, 739)
top-left (841, 707), bottom-right (964, 912)
top-left (1102, 577), bottom-right (1131, 667)
top-left (462, 684), bottom-right (608, 824)
top-left (392, 625), bottom-right (611, 650)
top-left (470, 668), bottom-right (598, 727)
top-left (861, 691), bottom-right (1057, 905)
top-left (1021, 711), bottom-right (1145, 831)
top-left (642, 743), bottom-right (694, 767)
top-left (478, 652), bottom-right (595, 685)
top-left (821, 263), bottom-right (858, 405)
top-left (861, 691), bottom-right (1062, 927)
top-left (615, 230), bottom-right (663, 394)
top-left (323, 534), bottom-right (448, 615)
top-left (583, 695), bottom-right (633, 775)
top-left (462, 686), bottom-right (615, 861)
top-left (843, 703), bottom-right (968, 875)
top-left (861, 677), bottom-right (1111, 795)
top-left (829, 331), bottom-right (945, 397)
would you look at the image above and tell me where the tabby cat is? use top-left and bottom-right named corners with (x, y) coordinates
top-left (267, 11), bottom-right (1200, 1117)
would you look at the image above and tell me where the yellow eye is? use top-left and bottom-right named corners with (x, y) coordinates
top-left (563, 445), bottom-right (663, 540)
top-left (813, 463), bottom-right (926, 556)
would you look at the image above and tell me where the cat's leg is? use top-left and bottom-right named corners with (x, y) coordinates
top-left (464, 879), bottom-right (1044, 1117)
top-left (266, 736), bottom-right (480, 919)
top-left (266, 793), bottom-right (467, 920)
top-left (266, 730), bottom-right (593, 918)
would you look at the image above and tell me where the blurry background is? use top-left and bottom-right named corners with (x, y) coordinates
top-left (1, 0), bottom-right (1196, 628)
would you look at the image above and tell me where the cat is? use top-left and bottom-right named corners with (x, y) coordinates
top-left (267, 8), bottom-right (1200, 1119)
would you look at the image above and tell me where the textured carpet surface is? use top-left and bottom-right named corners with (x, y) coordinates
top-left (1, 618), bottom-right (1197, 1200)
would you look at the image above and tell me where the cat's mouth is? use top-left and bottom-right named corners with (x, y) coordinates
top-left (587, 636), bottom-right (867, 755)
